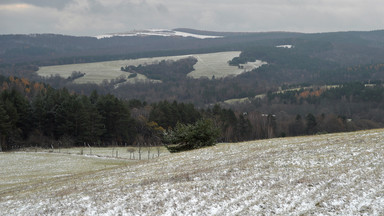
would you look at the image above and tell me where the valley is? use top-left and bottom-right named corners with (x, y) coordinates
top-left (2, 1), bottom-right (384, 214)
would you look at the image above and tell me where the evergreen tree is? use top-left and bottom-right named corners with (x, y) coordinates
top-left (80, 95), bottom-right (105, 144)
top-left (149, 100), bottom-right (200, 129)
top-left (55, 94), bottom-right (89, 144)
top-left (31, 92), bottom-right (46, 133)
top-left (164, 119), bottom-right (220, 153)
top-left (288, 114), bottom-right (305, 136)
top-left (0, 102), bottom-right (10, 151)
top-left (89, 89), bottom-right (99, 105)
top-left (236, 115), bottom-right (252, 141)
top-left (0, 89), bottom-right (32, 149)
top-left (306, 113), bottom-right (318, 134)
top-left (96, 94), bottom-right (136, 144)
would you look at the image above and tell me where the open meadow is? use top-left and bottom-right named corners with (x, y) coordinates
top-left (37, 51), bottom-right (266, 84)
top-left (1, 129), bottom-right (383, 215)
top-left (30, 146), bottom-right (170, 160)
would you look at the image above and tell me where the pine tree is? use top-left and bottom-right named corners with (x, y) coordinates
top-left (97, 94), bottom-right (135, 144)
top-left (306, 113), bottom-right (318, 134)
top-left (164, 119), bottom-right (220, 153)
top-left (80, 95), bottom-right (105, 144)
top-left (0, 102), bottom-right (10, 151)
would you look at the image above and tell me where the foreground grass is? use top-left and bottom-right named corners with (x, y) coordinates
top-left (25, 146), bottom-right (170, 160)
top-left (0, 153), bottom-right (130, 196)
top-left (1, 129), bottom-right (384, 215)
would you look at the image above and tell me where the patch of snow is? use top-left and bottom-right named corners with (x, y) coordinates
top-left (239, 60), bottom-right (268, 71)
top-left (173, 31), bottom-right (223, 39)
top-left (276, 45), bottom-right (294, 48)
top-left (95, 29), bottom-right (223, 39)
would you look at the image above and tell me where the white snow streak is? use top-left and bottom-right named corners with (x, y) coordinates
top-left (95, 29), bottom-right (223, 39)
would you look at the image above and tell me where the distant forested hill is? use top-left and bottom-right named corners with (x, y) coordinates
top-left (3, 29), bottom-right (384, 151)
top-left (1, 29), bottom-right (384, 107)
top-left (2, 29), bottom-right (384, 67)
top-left (2, 29), bottom-right (384, 108)
top-left (0, 31), bottom-right (299, 65)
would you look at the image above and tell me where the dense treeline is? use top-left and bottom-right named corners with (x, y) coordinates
top-left (233, 82), bottom-right (384, 138)
top-left (0, 88), bottom-right (136, 150)
top-left (1, 76), bottom-right (384, 151)
top-left (0, 75), bottom-right (132, 150)
top-left (267, 82), bottom-right (384, 104)
top-left (112, 76), bottom-right (263, 105)
top-left (0, 76), bottom-right (253, 150)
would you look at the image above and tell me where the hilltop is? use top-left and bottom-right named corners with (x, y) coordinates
top-left (1, 129), bottom-right (383, 215)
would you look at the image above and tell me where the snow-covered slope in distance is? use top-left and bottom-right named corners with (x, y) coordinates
top-left (95, 29), bottom-right (224, 39)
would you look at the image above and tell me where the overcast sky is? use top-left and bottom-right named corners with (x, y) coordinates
top-left (0, 0), bottom-right (383, 36)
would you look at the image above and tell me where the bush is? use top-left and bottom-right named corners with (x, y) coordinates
top-left (164, 119), bottom-right (220, 153)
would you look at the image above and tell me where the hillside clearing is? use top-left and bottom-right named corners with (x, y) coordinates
top-left (186, 52), bottom-right (266, 79)
top-left (37, 51), bottom-right (266, 84)
top-left (1, 129), bottom-right (383, 215)
top-left (37, 56), bottom-right (187, 84)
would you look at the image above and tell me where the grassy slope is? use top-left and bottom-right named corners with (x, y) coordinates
top-left (1, 129), bottom-right (383, 215)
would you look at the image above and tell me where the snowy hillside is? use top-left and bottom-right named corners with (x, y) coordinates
top-left (1, 129), bottom-right (384, 215)
top-left (95, 29), bottom-right (224, 39)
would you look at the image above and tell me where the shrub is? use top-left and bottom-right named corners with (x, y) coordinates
top-left (164, 119), bottom-right (220, 153)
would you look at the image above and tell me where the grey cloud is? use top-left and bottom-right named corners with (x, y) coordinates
top-left (1, 0), bottom-right (384, 35)
top-left (0, 0), bottom-right (72, 9)
top-left (156, 4), bottom-right (169, 14)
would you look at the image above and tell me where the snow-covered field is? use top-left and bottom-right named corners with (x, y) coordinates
top-left (37, 55), bottom-right (188, 84)
top-left (1, 129), bottom-right (383, 215)
top-left (95, 29), bottom-right (223, 39)
top-left (187, 53), bottom-right (266, 79)
top-left (37, 51), bottom-right (266, 84)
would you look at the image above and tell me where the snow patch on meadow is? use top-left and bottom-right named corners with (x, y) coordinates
top-left (1, 129), bottom-right (383, 215)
